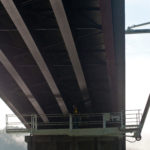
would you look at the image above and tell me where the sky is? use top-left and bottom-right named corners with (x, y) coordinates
top-left (0, 99), bottom-right (27, 150)
top-left (126, 0), bottom-right (150, 149)
top-left (0, 0), bottom-right (150, 150)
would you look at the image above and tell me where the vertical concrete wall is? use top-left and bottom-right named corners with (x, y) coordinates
top-left (25, 136), bottom-right (124, 150)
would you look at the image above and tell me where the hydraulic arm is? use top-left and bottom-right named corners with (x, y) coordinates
top-left (134, 95), bottom-right (150, 140)
top-left (126, 22), bottom-right (150, 34)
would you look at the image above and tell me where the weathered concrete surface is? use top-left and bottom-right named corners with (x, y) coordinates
top-left (25, 135), bottom-right (124, 150)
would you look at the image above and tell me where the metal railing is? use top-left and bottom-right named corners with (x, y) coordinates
top-left (6, 110), bottom-right (141, 134)
top-left (126, 110), bottom-right (142, 128)
top-left (6, 114), bottom-right (31, 132)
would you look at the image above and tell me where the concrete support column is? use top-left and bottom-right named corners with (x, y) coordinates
top-left (70, 139), bottom-right (78, 150)
top-left (25, 135), bottom-right (124, 150)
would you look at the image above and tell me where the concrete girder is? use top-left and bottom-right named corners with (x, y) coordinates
top-left (49, 0), bottom-right (91, 109)
top-left (0, 50), bottom-right (48, 122)
top-left (0, 0), bottom-right (68, 114)
top-left (99, 0), bottom-right (118, 110)
top-left (0, 91), bottom-right (30, 128)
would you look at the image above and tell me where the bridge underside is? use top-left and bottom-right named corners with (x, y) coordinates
top-left (0, 0), bottom-right (125, 149)
top-left (0, 0), bottom-right (125, 117)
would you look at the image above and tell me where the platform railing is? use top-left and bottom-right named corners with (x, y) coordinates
top-left (6, 114), bottom-right (31, 132)
top-left (6, 110), bottom-right (142, 134)
top-left (126, 110), bottom-right (142, 128)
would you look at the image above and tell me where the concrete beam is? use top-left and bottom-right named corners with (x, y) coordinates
top-left (99, 0), bottom-right (118, 110)
top-left (0, 0), bottom-right (68, 114)
top-left (0, 50), bottom-right (48, 122)
top-left (0, 92), bottom-right (30, 128)
top-left (49, 0), bottom-right (91, 108)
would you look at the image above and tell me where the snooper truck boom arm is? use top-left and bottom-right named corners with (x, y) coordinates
top-left (134, 94), bottom-right (150, 140)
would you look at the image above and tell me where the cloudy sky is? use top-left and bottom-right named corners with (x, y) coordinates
top-left (0, 0), bottom-right (150, 150)
top-left (126, 0), bottom-right (150, 149)
top-left (0, 99), bottom-right (27, 150)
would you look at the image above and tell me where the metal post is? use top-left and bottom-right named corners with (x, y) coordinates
top-left (69, 114), bottom-right (73, 130)
top-left (31, 114), bottom-right (34, 134)
top-left (121, 111), bottom-right (124, 128)
top-left (6, 114), bottom-right (8, 131)
top-left (32, 115), bottom-right (35, 129)
top-left (138, 110), bottom-right (140, 125)
top-left (34, 114), bottom-right (37, 130)
top-left (103, 114), bottom-right (106, 128)
top-left (136, 113), bottom-right (138, 126)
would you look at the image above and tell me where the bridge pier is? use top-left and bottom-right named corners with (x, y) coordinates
top-left (25, 135), bottom-right (124, 150)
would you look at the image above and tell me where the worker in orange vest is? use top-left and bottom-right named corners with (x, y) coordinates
top-left (73, 105), bottom-right (79, 128)
top-left (73, 105), bottom-right (78, 114)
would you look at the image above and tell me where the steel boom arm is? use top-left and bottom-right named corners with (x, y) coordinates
top-left (135, 94), bottom-right (150, 140)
